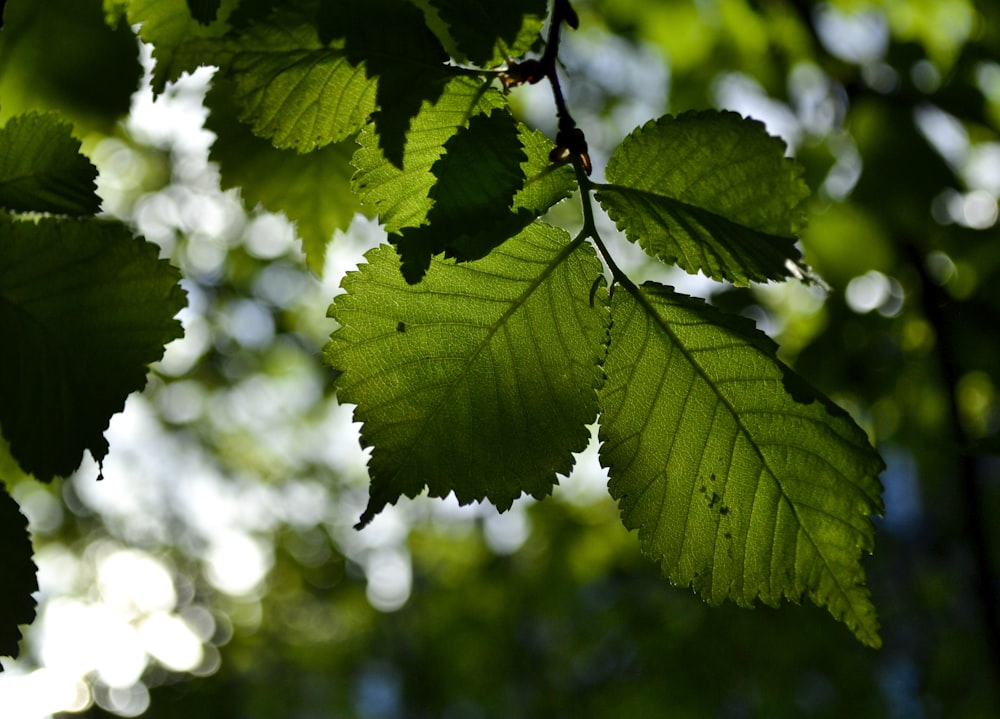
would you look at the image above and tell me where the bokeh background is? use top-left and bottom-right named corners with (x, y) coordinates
top-left (2, 0), bottom-right (999, 716)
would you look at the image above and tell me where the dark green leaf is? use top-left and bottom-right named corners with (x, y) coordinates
top-left (595, 111), bottom-right (811, 285)
top-left (325, 223), bottom-right (609, 528)
top-left (186, 0), bottom-right (220, 24)
top-left (599, 282), bottom-right (884, 646)
top-left (0, 112), bottom-right (99, 216)
top-left (395, 109), bottom-right (529, 282)
top-left (0, 216), bottom-right (186, 480)
top-left (322, 0), bottom-right (451, 167)
top-left (205, 78), bottom-right (364, 273)
top-left (427, 0), bottom-right (547, 66)
top-left (0, 482), bottom-right (37, 670)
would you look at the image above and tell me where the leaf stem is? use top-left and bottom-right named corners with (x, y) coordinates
top-left (574, 163), bottom-right (635, 293)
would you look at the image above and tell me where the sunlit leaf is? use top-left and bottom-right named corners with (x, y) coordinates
top-left (0, 216), bottom-right (186, 480)
top-left (599, 282), bottom-right (884, 646)
top-left (0, 112), bottom-right (99, 216)
top-left (325, 223), bottom-right (608, 528)
top-left (427, 0), bottom-right (547, 66)
top-left (205, 79), bottom-right (363, 273)
top-left (0, 482), bottom-right (37, 670)
top-left (595, 111), bottom-right (810, 285)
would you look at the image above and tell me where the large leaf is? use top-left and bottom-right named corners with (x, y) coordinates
top-left (427, 0), bottom-right (547, 66)
top-left (205, 78), bottom-right (363, 273)
top-left (0, 112), bottom-right (99, 216)
top-left (0, 482), bottom-right (37, 670)
top-left (395, 109), bottom-right (529, 283)
top-left (0, 216), bottom-right (186, 480)
top-left (598, 282), bottom-right (884, 647)
top-left (325, 223), bottom-right (609, 528)
top-left (595, 111), bottom-right (811, 285)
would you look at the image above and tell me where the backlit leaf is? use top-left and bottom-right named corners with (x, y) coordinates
top-left (0, 482), bottom-right (37, 670)
top-left (325, 223), bottom-right (608, 528)
top-left (205, 79), bottom-right (363, 273)
top-left (0, 216), bottom-right (186, 480)
top-left (0, 113), bottom-right (99, 216)
top-left (598, 282), bottom-right (884, 646)
top-left (595, 111), bottom-right (811, 285)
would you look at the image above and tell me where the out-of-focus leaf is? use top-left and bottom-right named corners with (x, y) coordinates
top-left (595, 111), bottom-right (810, 285)
top-left (0, 112), bottom-right (99, 216)
top-left (205, 79), bottom-right (363, 274)
top-left (0, 216), bottom-right (186, 480)
top-left (0, 482), bottom-right (37, 670)
top-left (186, 0), bottom-right (220, 24)
top-left (599, 282), bottom-right (884, 647)
top-left (325, 223), bottom-right (608, 528)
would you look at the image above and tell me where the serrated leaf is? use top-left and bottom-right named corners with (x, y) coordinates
top-left (427, 0), bottom-right (547, 66)
top-left (595, 111), bottom-right (811, 286)
top-left (122, 0), bottom-right (237, 93)
top-left (0, 216), bottom-right (186, 480)
top-left (205, 78), bottom-right (363, 273)
top-left (0, 113), bottom-right (99, 216)
top-left (325, 223), bottom-right (609, 528)
top-left (395, 109), bottom-right (529, 282)
top-left (0, 482), bottom-right (37, 670)
top-left (598, 282), bottom-right (884, 647)
top-left (212, 0), bottom-right (377, 152)
top-left (351, 76), bottom-right (506, 232)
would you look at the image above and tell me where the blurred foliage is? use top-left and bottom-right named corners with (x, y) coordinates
top-left (1, 0), bottom-right (1000, 716)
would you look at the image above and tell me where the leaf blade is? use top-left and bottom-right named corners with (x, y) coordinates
top-left (596, 111), bottom-right (811, 285)
top-left (598, 283), bottom-right (884, 646)
top-left (325, 223), bottom-right (609, 526)
top-left (0, 482), bottom-right (38, 670)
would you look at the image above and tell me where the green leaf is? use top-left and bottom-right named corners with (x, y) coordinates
top-left (325, 223), bottom-right (609, 528)
top-left (351, 76), bottom-right (506, 232)
top-left (0, 113), bottom-right (99, 216)
top-left (427, 0), bottom-right (547, 66)
top-left (321, 0), bottom-right (451, 167)
top-left (205, 78), bottom-right (363, 274)
top-left (395, 109), bottom-right (529, 283)
top-left (0, 482), bottom-right (37, 670)
top-left (0, 216), bottom-right (186, 480)
top-left (595, 111), bottom-right (811, 286)
top-left (598, 282), bottom-right (884, 647)
top-left (122, 0), bottom-right (237, 93)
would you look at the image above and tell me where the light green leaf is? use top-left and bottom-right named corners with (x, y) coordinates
top-left (351, 76), bottom-right (506, 232)
top-left (213, 1), bottom-right (376, 152)
top-left (595, 111), bottom-right (811, 285)
top-left (598, 282), bottom-right (884, 647)
top-left (427, 0), bottom-right (547, 66)
top-left (205, 78), bottom-right (363, 274)
top-left (0, 482), bottom-right (37, 670)
top-left (325, 223), bottom-right (609, 528)
top-left (0, 216), bottom-right (186, 480)
top-left (0, 113), bottom-right (99, 216)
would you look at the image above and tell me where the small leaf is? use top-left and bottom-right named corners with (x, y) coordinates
top-left (322, 0), bottom-right (452, 167)
top-left (0, 482), bottom-right (38, 670)
top-left (205, 78), bottom-right (364, 273)
top-left (598, 282), bottom-right (884, 647)
top-left (427, 0), bottom-right (547, 66)
top-left (351, 76), bottom-right (506, 232)
top-left (325, 223), bottom-right (609, 528)
top-left (0, 216), bottom-right (186, 480)
top-left (595, 111), bottom-right (811, 285)
top-left (0, 113), bottom-right (99, 216)
top-left (394, 109), bottom-right (528, 282)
